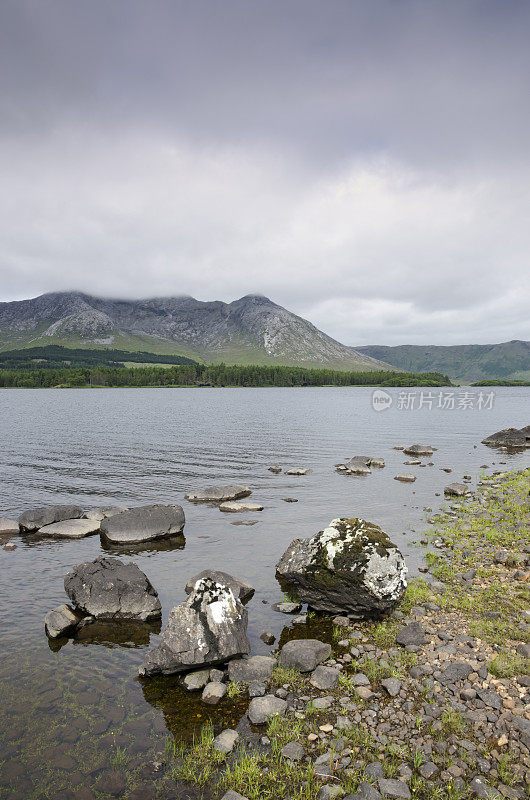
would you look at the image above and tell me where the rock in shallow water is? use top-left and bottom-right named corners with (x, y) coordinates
top-left (0, 517), bottom-right (18, 535)
top-left (185, 485), bottom-right (251, 503)
top-left (219, 501), bottom-right (263, 512)
top-left (18, 505), bottom-right (83, 532)
top-left (139, 578), bottom-right (250, 677)
top-left (44, 604), bottom-right (83, 638)
top-left (185, 570), bottom-right (255, 603)
top-left (276, 517), bottom-right (407, 617)
top-left (84, 506), bottom-right (128, 521)
top-left (38, 518), bottom-right (101, 538)
top-left (100, 504), bottom-right (185, 544)
top-left (65, 556), bottom-right (161, 621)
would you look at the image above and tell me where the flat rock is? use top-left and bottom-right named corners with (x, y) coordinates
top-left (394, 474), bottom-right (416, 483)
top-left (18, 504), bottom-right (83, 532)
top-left (228, 655), bottom-right (275, 684)
top-left (65, 555), bottom-right (161, 621)
top-left (139, 578), bottom-right (249, 677)
top-left (202, 681), bottom-right (227, 704)
top-left (0, 517), bottom-right (18, 535)
top-left (395, 622), bottom-right (427, 647)
top-left (351, 782), bottom-right (382, 800)
top-left (182, 669), bottom-right (211, 691)
top-left (219, 501), bottom-right (263, 512)
top-left (213, 729), bottom-right (239, 754)
top-left (310, 666), bottom-right (340, 690)
top-left (274, 601), bottom-right (302, 614)
top-left (444, 483), bottom-right (470, 497)
top-left (268, 466), bottom-right (282, 473)
top-left (248, 694), bottom-right (287, 724)
top-left (100, 504), bottom-right (185, 544)
top-left (280, 741), bottom-right (304, 761)
top-left (469, 777), bottom-right (502, 799)
top-left (284, 468), bottom-right (309, 475)
top-left (481, 427), bottom-right (529, 449)
top-left (84, 506), bottom-right (128, 521)
top-left (378, 778), bottom-right (411, 799)
top-left (38, 519), bottom-right (101, 538)
top-left (276, 517), bottom-right (407, 617)
top-left (279, 639), bottom-right (331, 672)
top-left (185, 485), bottom-right (251, 503)
top-left (438, 661), bottom-right (472, 684)
top-left (403, 445), bottom-right (435, 456)
top-left (185, 570), bottom-right (254, 603)
top-left (44, 604), bottom-right (83, 638)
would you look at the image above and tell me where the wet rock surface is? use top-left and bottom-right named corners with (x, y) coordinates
top-left (139, 578), bottom-right (250, 676)
top-left (276, 517), bottom-right (407, 617)
top-left (185, 485), bottom-right (251, 503)
top-left (100, 504), bottom-right (185, 544)
top-left (65, 556), bottom-right (162, 621)
top-left (44, 604), bottom-right (83, 638)
top-left (18, 504), bottom-right (83, 532)
top-left (37, 518), bottom-right (101, 538)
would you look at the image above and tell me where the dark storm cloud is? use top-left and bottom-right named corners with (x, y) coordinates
top-left (1, 0), bottom-right (529, 344)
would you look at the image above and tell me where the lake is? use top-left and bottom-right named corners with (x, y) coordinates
top-left (0, 386), bottom-right (528, 799)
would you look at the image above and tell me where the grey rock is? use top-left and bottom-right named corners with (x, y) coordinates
top-left (37, 518), bottom-right (101, 538)
top-left (352, 782), bottom-right (382, 800)
top-left (18, 504), bottom-right (83, 532)
top-left (202, 681), bottom-right (227, 704)
top-left (185, 570), bottom-right (254, 603)
top-left (444, 484), bottom-right (470, 497)
top-left (100, 504), bottom-right (185, 544)
top-left (317, 787), bottom-right (344, 800)
top-left (260, 631), bottom-right (275, 644)
top-left (44, 604), bottom-right (83, 638)
top-left (350, 673), bottom-right (370, 686)
top-left (494, 549), bottom-right (509, 564)
top-left (378, 778), bottom-right (411, 799)
top-left (418, 762), bottom-right (438, 779)
top-left (477, 689), bottom-right (502, 710)
top-left (403, 445), bottom-right (435, 456)
top-left (276, 517), bottom-right (407, 617)
top-left (182, 669), bottom-right (210, 691)
top-left (248, 694), bottom-right (287, 724)
top-left (511, 716), bottom-right (530, 747)
top-left (220, 501), bottom-right (264, 512)
top-left (185, 485), bottom-right (251, 503)
top-left (279, 639), bottom-right (331, 672)
top-left (0, 517), bottom-right (18, 534)
top-left (220, 792), bottom-right (250, 800)
top-left (381, 677), bottom-right (401, 697)
top-left (469, 777), bottom-right (502, 799)
top-left (213, 729), bottom-right (239, 753)
top-left (285, 468), bottom-right (309, 475)
top-left (65, 556), bottom-right (161, 621)
top-left (394, 474), bottom-right (416, 483)
top-left (310, 666), bottom-right (340, 690)
top-left (482, 428), bottom-right (529, 449)
top-left (365, 762), bottom-right (385, 779)
top-left (84, 506), bottom-right (127, 521)
top-left (139, 578), bottom-right (249, 676)
top-left (274, 601), bottom-right (302, 614)
top-left (516, 642), bottom-right (530, 658)
top-left (280, 741), bottom-right (304, 761)
top-left (438, 661), bottom-right (472, 684)
top-left (228, 655), bottom-right (275, 684)
top-left (248, 681), bottom-right (267, 697)
top-left (395, 622), bottom-right (427, 647)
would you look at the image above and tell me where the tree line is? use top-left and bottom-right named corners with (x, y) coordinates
top-left (0, 363), bottom-right (452, 388)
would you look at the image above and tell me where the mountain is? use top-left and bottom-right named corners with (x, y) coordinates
top-left (0, 292), bottom-right (392, 371)
top-left (357, 341), bottom-right (530, 383)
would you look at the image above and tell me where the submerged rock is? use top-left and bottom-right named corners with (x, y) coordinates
top-left (37, 519), bottom-right (101, 538)
top-left (184, 570), bottom-right (255, 603)
top-left (219, 501), bottom-right (263, 512)
top-left (18, 505), bottom-right (83, 532)
top-left (185, 485), bottom-right (251, 503)
top-left (100, 504), bottom-right (185, 544)
top-left (139, 578), bottom-right (250, 677)
top-left (44, 604), bottom-right (83, 638)
top-left (65, 556), bottom-right (162, 621)
top-left (276, 517), bottom-right (407, 617)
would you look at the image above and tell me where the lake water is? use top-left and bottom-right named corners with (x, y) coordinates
top-left (0, 386), bottom-right (529, 799)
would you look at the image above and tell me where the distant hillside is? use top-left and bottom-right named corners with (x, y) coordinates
top-left (0, 292), bottom-right (393, 372)
top-left (357, 340), bottom-right (530, 383)
top-left (0, 345), bottom-right (197, 369)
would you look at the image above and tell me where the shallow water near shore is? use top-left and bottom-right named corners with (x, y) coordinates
top-left (0, 386), bottom-right (529, 798)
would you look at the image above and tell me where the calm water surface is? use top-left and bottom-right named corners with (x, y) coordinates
top-left (0, 386), bottom-right (529, 798)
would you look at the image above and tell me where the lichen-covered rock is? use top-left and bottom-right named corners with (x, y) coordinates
top-left (18, 505), bottom-right (83, 532)
top-left (139, 578), bottom-right (250, 677)
top-left (100, 504), bottom-right (185, 544)
top-left (276, 517), bottom-right (407, 617)
top-left (64, 556), bottom-right (161, 621)
top-left (184, 570), bottom-right (254, 603)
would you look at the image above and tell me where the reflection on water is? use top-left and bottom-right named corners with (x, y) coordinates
top-left (0, 386), bottom-right (528, 797)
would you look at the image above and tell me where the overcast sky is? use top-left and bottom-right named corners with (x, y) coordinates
top-left (1, 0), bottom-right (529, 345)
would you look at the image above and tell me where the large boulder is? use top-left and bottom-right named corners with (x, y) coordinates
top-left (185, 486), bottom-right (251, 503)
top-left (64, 556), bottom-right (161, 621)
top-left (185, 570), bottom-right (254, 603)
top-left (139, 578), bottom-right (250, 677)
top-left (482, 427), bottom-right (530, 449)
top-left (100, 504), bottom-right (185, 544)
top-left (37, 519), bottom-right (101, 538)
top-left (18, 505), bottom-right (83, 532)
top-left (276, 517), bottom-right (407, 617)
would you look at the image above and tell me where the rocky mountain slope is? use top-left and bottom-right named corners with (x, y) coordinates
top-left (0, 292), bottom-right (391, 370)
top-left (357, 340), bottom-right (530, 382)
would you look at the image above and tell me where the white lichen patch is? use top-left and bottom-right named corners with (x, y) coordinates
top-left (363, 547), bottom-right (408, 599)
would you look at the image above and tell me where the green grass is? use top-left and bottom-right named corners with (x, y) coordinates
top-left (270, 665), bottom-right (307, 690)
top-left (488, 651), bottom-right (530, 678)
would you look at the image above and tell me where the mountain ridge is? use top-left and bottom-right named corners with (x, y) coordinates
top-left (0, 292), bottom-right (391, 371)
